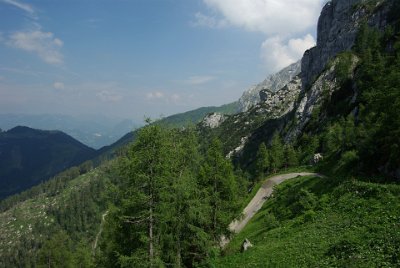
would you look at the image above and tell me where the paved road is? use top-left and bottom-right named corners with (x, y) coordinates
top-left (221, 172), bottom-right (322, 247)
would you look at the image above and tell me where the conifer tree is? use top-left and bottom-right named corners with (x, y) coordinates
top-left (199, 138), bottom-right (239, 242)
top-left (284, 144), bottom-right (298, 168)
top-left (255, 142), bottom-right (269, 179)
top-left (269, 133), bottom-right (284, 173)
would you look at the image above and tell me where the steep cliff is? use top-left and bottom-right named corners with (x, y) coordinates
top-left (302, 0), bottom-right (392, 88)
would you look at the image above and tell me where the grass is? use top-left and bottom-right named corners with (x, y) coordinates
top-left (214, 175), bottom-right (400, 267)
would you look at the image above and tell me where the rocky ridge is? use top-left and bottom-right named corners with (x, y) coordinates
top-left (237, 61), bottom-right (301, 112)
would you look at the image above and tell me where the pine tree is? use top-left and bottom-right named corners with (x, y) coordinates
top-left (37, 231), bottom-right (74, 268)
top-left (255, 142), bottom-right (269, 179)
top-left (199, 138), bottom-right (239, 242)
top-left (284, 144), bottom-right (298, 168)
top-left (269, 133), bottom-right (284, 173)
top-left (98, 126), bottom-right (212, 267)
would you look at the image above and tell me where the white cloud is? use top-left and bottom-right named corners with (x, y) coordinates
top-left (96, 90), bottom-right (122, 103)
top-left (197, 0), bottom-right (324, 73)
top-left (0, 76), bottom-right (5, 81)
top-left (180, 75), bottom-right (216, 85)
top-left (146, 91), bottom-right (164, 99)
top-left (261, 34), bottom-right (315, 73)
top-left (53, 82), bottom-right (64, 90)
top-left (192, 12), bottom-right (227, 29)
top-left (170, 93), bottom-right (181, 102)
top-left (146, 91), bottom-right (184, 104)
top-left (7, 30), bottom-right (64, 64)
top-left (2, 0), bottom-right (35, 15)
top-left (200, 0), bottom-right (321, 36)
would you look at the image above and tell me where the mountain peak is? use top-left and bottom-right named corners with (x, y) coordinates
top-left (237, 60), bottom-right (301, 113)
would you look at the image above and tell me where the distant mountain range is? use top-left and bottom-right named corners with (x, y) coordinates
top-left (0, 102), bottom-right (239, 200)
top-left (0, 114), bottom-right (140, 149)
top-left (0, 126), bottom-right (96, 199)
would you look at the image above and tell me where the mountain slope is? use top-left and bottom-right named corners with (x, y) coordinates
top-left (96, 102), bottom-right (238, 159)
top-left (0, 126), bottom-right (96, 199)
top-left (216, 174), bottom-right (400, 267)
top-left (0, 166), bottom-right (112, 267)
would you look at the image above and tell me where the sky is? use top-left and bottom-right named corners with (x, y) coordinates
top-left (0, 0), bottom-right (327, 122)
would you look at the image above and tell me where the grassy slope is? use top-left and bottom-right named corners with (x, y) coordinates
top-left (0, 167), bottom-right (110, 266)
top-left (215, 175), bottom-right (400, 267)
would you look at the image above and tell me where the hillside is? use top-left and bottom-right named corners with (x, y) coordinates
top-left (96, 101), bottom-right (239, 159)
top-left (0, 126), bottom-right (96, 199)
top-left (216, 174), bottom-right (400, 267)
top-left (0, 166), bottom-right (113, 267)
top-left (0, 0), bottom-right (399, 267)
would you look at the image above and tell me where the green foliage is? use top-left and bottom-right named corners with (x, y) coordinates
top-left (298, 133), bottom-right (320, 165)
top-left (255, 143), bottom-right (269, 180)
top-left (98, 127), bottom-right (243, 267)
top-left (269, 133), bottom-right (284, 173)
top-left (215, 175), bottom-right (400, 267)
top-left (284, 144), bottom-right (299, 168)
top-left (199, 138), bottom-right (240, 241)
top-left (37, 231), bottom-right (74, 268)
top-left (335, 52), bottom-right (354, 85)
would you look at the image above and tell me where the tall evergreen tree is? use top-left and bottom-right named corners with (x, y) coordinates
top-left (199, 138), bottom-right (239, 242)
top-left (255, 142), bottom-right (270, 179)
top-left (284, 144), bottom-right (299, 168)
top-left (98, 125), bottom-right (212, 267)
top-left (269, 133), bottom-right (284, 173)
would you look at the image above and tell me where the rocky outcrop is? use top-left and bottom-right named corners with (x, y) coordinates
top-left (201, 113), bottom-right (226, 129)
top-left (238, 61), bottom-right (301, 112)
top-left (287, 55), bottom-right (359, 141)
top-left (302, 0), bottom-right (392, 88)
top-left (255, 76), bottom-right (302, 119)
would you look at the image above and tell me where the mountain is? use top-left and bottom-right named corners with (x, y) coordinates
top-left (237, 60), bottom-right (301, 112)
top-left (0, 126), bottom-right (96, 199)
top-left (1, 0), bottom-right (399, 267)
top-left (0, 114), bottom-right (140, 149)
top-left (96, 102), bottom-right (239, 159)
top-left (205, 0), bottom-right (399, 178)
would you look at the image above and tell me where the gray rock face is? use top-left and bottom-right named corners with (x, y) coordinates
top-left (256, 76), bottom-right (302, 119)
top-left (287, 55), bottom-right (359, 141)
top-left (238, 61), bottom-right (301, 112)
top-left (302, 0), bottom-right (392, 88)
top-left (201, 113), bottom-right (226, 129)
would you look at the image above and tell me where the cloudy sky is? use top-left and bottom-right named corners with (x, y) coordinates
top-left (0, 0), bottom-right (327, 121)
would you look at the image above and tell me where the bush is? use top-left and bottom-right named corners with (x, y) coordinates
top-left (264, 212), bottom-right (280, 230)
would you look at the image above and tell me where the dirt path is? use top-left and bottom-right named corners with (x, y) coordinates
top-left (93, 210), bottom-right (109, 255)
top-left (221, 172), bottom-right (322, 247)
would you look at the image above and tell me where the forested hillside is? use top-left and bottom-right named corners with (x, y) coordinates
top-left (0, 0), bottom-right (399, 267)
top-left (0, 126), bottom-right (96, 199)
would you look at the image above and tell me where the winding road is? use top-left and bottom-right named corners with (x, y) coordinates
top-left (221, 172), bottom-right (323, 247)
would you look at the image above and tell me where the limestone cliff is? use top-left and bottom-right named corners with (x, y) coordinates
top-left (302, 0), bottom-right (392, 88)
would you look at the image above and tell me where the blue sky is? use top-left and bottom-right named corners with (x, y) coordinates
top-left (0, 0), bottom-right (326, 121)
